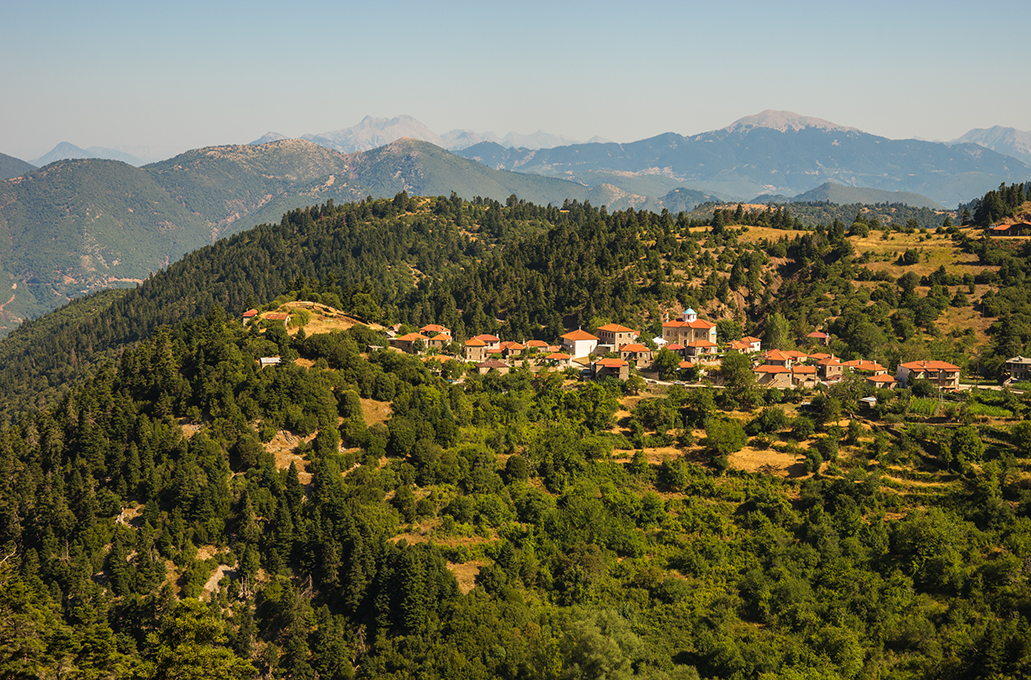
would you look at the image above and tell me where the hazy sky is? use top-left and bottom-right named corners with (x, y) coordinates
top-left (3, 0), bottom-right (1028, 161)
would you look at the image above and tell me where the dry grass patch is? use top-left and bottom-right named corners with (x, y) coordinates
top-left (360, 398), bottom-right (392, 427)
top-left (277, 300), bottom-right (383, 337)
top-left (733, 225), bottom-right (809, 243)
top-left (729, 445), bottom-right (807, 478)
top-left (851, 230), bottom-right (998, 279)
top-left (448, 561), bottom-right (486, 594)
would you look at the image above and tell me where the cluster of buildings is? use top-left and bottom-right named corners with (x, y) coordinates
top-left (374, 309), bottom-right (968, 391)
top-left (749, 350), bottom-right (961, 391)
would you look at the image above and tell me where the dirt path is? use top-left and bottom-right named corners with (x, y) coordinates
top-left (0, 291), bottom-right (15, 315)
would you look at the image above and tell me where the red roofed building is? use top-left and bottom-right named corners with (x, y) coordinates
top-left (591, 358), bottom-right (629, 381)
top-left (753, 364), bottom-right (792, 389)
top-left (464, 338), bottom-right (489, 363)
top-left (763, 349), bottom-right (793, 369)
top-left (421, 323), bottom-right (451, 336)
top-left (662, 308), bottom-right (717, 345)
top-left (472, 334), bottom-right (502, 352)
top-left (596, 324), bottom-right (639, 349)
top-left (843, 359), bottom-right (888, 375)
top-left (390, 332), bottom-right (429, 354)
top-left (791, 365), bottom-right (818, 388)
top-left (476, 359), bottom-right (510, 375)
top-left (242, 309), bottom-right (258, 323)
top-left (817, 356), bottom-right (844, 382)
top-left (500, 341), bottom-right (526, 358)
top-left (897, 360), bottom-right (961, 389)
top-left (426, 333), bottom-right (452, 350)
top-left (543, 352), bottom-right (572, 367)
top-left (561, 329), bottom-right (600, 358)
top-left (866, 374), bottom-right (897, 389)
top-left (263, 312), bottom-right (291, 327)
top-left (988, 222), bottom-right (1030, 236)
top-left (742, 336), bottom-right (762, 352)
top-left (665, 343), bottom-right (686, 358)
top-left (685, 340), bottom-right (718, 359)
top-left (806, 331), bottom-right (830, 347)
top-left (618, 343), bottom-right (653, 366)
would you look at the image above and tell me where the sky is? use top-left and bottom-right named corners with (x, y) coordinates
top-left (2, 0), bottom-right (1029, 162)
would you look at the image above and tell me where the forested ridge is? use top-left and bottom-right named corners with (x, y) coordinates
top-left (6, 184), bottom-right (1031, 418)
top-left (1, 188), bottom-right (1031, 678)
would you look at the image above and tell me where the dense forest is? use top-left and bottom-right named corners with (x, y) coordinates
top-left (0, 188), bottom-right (1030, 678)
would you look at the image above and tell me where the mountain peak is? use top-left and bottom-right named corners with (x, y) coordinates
top-left (722, 110), bottom-right (858, 134)
top-left (248, 131), bottom-right (289, 146)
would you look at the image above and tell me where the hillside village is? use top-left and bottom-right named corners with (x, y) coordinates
top-left (243, 305), bottom-right (992, 396)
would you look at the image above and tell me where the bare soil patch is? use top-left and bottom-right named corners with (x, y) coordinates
top-left (202, 565), bottom-right (235, 601)
top-left (179, 419), bottom-right (204, 439)
top-left (265, 431), bottom-right (313, 483)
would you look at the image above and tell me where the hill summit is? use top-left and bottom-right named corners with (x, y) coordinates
top-left (720, 109), bottom-right (860, 134)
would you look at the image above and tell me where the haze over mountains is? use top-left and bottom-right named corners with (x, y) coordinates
top-left (17, 111), bottom-right (1031, 202)
top-left (454, 110), bottom-right (1031, 207)
top-left (251, 114), bottom-right (589, 153)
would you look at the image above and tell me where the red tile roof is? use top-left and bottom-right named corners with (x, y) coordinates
top-left (562, 329), bottom-right (599, 341)
top-left (844, 360), bottom-right (887, 373)
top-left (619, 343), bottom-right (650, 353)
top-left (900, 360), bottom-right (960, 371)
top-left (754, 365), bottom-right (790, 373)
top-left (867, 374), bottom-right (896, 383)
top-left (597, 323), bottom-right (638, 333)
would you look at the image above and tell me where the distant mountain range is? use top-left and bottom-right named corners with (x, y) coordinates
top-left (755, 182), bottom-right (945, 209)
top-left (952, 126), bottom-right (1031, 166)
top-left (18, 112), bottom-right (1031, 206)
top-left (249, 115), bottom-right (588, 153)
top-left (30, 142), bottom-right (147, 167)
top-left (453, 110), bottom-right (1031, 207)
